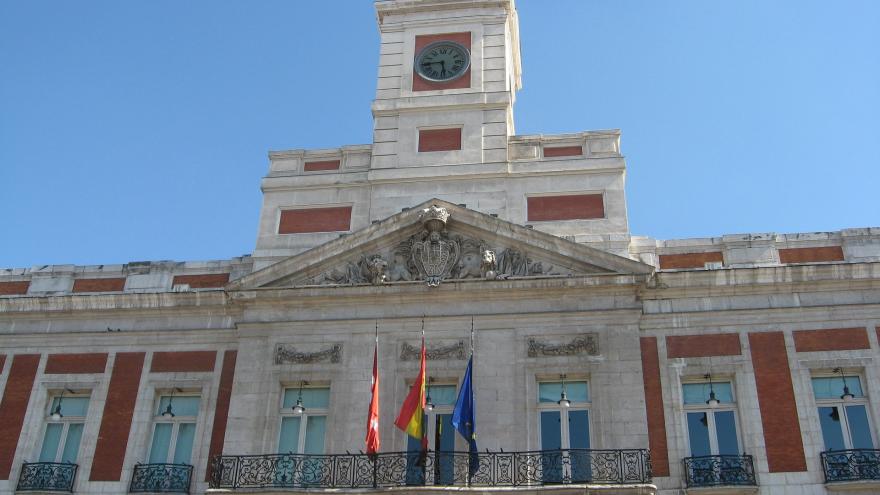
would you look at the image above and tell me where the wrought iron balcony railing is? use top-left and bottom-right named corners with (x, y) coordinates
top-left (821, 449), bottom-right (880, 483)
top-left (210, 449), bottom-right (652, 489)
top-left (129, 463), bottom-right (194, 493)
top-left (683, 454), bottom-right (756, 488)
top-left (16, 462), bottom-right (78, 492)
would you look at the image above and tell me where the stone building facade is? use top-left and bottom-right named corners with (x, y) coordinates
top-left (1, 1), bottom-right (879, 495)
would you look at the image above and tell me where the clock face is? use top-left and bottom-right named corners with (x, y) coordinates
top-left (415, 41), bottom-right (470, 83)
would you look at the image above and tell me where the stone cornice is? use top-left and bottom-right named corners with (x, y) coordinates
top-left (640, 262), bottom-right (880, 300)
top-left (639, 302), bottom-right (880, 331)
top-left (0, 290), bottom-right (230, 316)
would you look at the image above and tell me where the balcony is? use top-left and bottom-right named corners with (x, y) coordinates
top-left (129, 463), bottom-right (193, 493)
top-left (683, 455), bottom-right (756, 489)
top-left (822, 449), bottom-right (880, 484)
top-left (16, 462), bottom-right (78, 492)
top-left (210, 449), bottom-right (652, 491)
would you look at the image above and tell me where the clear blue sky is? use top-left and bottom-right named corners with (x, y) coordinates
top-left (1, 1), bottom-right (878, 268)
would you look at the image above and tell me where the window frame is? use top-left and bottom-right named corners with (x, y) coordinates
top-left (148, 391), bottom-right (201, 465)
top-left (536, 378), bottom-right (591, 451)
top-left (278, 384), bottom-right (330, 455)
top-left (399, 381), bottom-right (459, 452)
top-left (681, 378), bottom-right (742, 457)
top-left (811, 372), bottom-right (876, 451)
top-left (39, 391), bottom-right (91, 464)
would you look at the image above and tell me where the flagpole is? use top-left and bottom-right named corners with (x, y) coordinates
top-left (470, 316), bottom-right (474, 356)
top-left (373, 321), bottom-right (379, 488)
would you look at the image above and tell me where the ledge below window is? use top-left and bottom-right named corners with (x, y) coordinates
top-left (825, 480), bottom-right (880, 492)
top-left (685, 486), bottom-right (759, 495)
top-left (206, 484), bottom-right (657, 495)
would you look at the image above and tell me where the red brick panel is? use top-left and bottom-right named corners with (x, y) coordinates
top-left (779, 246), bottom-right (844, 264)
top-left (543, 146), bottom-right (583, 158)
top-left (45, 353), bottom-right (108, 374)
top-left (303, 160), bottom-right (341, 172)
top-left (0, 355), bottom-right (41, 479)
top-left (527, 194), bottom-right (605, 222)
top-left (639, 337), bottom-right (669, 476)
top-left (206, 350), bottom-right (238, 481)
top-left (151, 351), bottom-right (217, 373)
top-left (171, 273), bottom-right (230, 289)
top-left (666, 333), bottom-right (742, 358)
top-left (748, 332), bottom-right (807, 472)
top-left (279, 206), bottom-right (352, 234)
top-left (90, 352), bottom-right (145, 481)
top-left (659, 252), bottom-right (724, 270)
top-left (412, 32), bottom-right (472, 91)
top-left (0, 281), bottom-right (29, 295)
top-left (418, 128), bottom-right (462, 152)
top-left (793, 327), bottom-right (870, 352)
top-left (72, 278), bottom-right (126, 293)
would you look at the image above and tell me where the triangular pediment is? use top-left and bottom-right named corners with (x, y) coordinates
top-left (228, 199), bottom-right (652, 290)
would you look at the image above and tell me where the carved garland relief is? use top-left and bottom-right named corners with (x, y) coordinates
top-left (275, 344), bottom-right (342, 365)
top-left (400, 340), bottom-right (466, 361)
top-left (527, 334), bottom-right (599, 357)
top-left (310, 205), bottom-right (562, 287)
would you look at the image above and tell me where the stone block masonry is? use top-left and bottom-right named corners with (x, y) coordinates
top-left (779, 246), bottom-right (844, 263)
top-left (792, 327), bottom-right (870, 352)
top-left (206, 350), bottom-right (237, 481)
top-left (748, 332), bottom-right (807, 473)
top-left (89, 352), bottom-right (145, 481)
top-left (44, 353), bottom-right (108, 374)
top-left (665, 333), bottom-right (741, 358)
top-left (418, 128), bottom-right (462, 152)
top-left (278, 206), bottom-right (352, 234)
top-left (150, 351), bottom-right (217, 373)
top-left (527, 194), bottom-right (605, 222)
top-left (0, 355), bottom-right (40, 480)
top-left (639, 337), bottom-right (669, 477)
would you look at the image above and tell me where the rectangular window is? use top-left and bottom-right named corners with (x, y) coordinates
top-left (682, 381), bottom-right (740, 457)
top-left (276, 385), bottom-right (329, 487)
top-left (682, 379), bottom-right (746, 486)
top-left (537, 377), bottom-right (590, 482)
top-left (279, 387), bottom-right (329, 454)
top-left (148, 393), bottom-right (200, 465)
top-left (813, 374), bottom-right (874, 451)
top-left (40, 393), bottom-right (90, 464)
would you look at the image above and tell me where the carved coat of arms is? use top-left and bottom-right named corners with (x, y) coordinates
top-left (411, 206), bottom-right (460, 286)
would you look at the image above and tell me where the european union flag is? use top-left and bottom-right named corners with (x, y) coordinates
top-left (452, 356), bottom-right (478, 473)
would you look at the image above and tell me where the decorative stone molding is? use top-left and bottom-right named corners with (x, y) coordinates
top-left (275, 343), bottom-right (342, 365)
top-left (307, 205), bottom-right (567, 287)
top-left (400, 340), bottom-right (466, 361)
top-left (527, 334), bottom-right (598, 358)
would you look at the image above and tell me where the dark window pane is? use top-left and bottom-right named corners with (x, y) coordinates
top-left (435, 414), bottom-right (455, 485)
top-left (541, 411), bottom-right (562, 451)
top-left (568, 410), bottom-right (591, 482)
top-left (819, 406), bottom-right (847, 451)
top-left (714, 411), bottom-right (739, 455)
top-left (687, 412), bottom-right (711, 457)
top-left (540, 411), bottom-right (563, 483)
top-left (845, 405), bottom-right (875, 449)
top-left (568, 410), bottom-right (590, 449)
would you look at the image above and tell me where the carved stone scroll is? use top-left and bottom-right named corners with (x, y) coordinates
top-left (275, 344), bottom-right (342, 364)
top-left (400, 340), bottom-right (466, 361)
top-left (527, 334), bottom-right (598, 357)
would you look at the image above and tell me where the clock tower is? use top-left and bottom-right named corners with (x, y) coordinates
top-left (370, 0), bottom-right (522, 178)
top-left (254, 0), bottom-right (632, 266)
